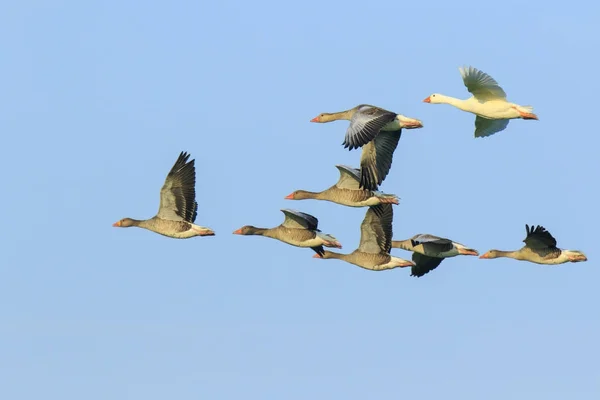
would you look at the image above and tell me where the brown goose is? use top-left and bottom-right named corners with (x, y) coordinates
top-left (313, 204), bottom-right (415, 270)
top-left (310, 104), bottom-right (423, 150)
top-left (392, 234), bottom-right (479, 277)
top-left (479, 224), bottom-right (587, 265)
top-left (310, 105), bottom-right (423, 190)
top-left (285, 165), bottom-right (399, 207)
top-left (233, 209), bottom-right (341, 256)
top-left (112, 151), bottom-right (215, 238)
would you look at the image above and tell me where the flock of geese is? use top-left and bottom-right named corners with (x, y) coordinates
top-left (113, 66), bottom-right (588, 277)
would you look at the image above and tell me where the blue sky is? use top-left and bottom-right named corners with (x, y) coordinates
top-left (1, 1), bottom-right (599, 399)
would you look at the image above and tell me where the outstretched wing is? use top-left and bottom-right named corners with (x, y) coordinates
top-left (523, 224), bottom-right (557, 249)
top-left (460, 66), bottom-right (507, 100)
top-left (157, 151), bottom-right (198, 223)
top-left (358, 204), bottom-right (393, 254)
top-left (334, 165), bottom-right (362, 190)
top-left (311, 246), bottom-right (325, 256)
top-left (280, 209), bottom-right (319, 231)
top-left (343, 105), bottom-right (397, 150)
top-left (411, 253), bottom-right (445, 277)
top-left (474, 116), bottom-right (510, 138)
top-left (359, 130), bottom-right (402, 190)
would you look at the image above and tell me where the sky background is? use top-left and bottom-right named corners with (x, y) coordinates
top-left (1, 1), bottom-right (599, 399)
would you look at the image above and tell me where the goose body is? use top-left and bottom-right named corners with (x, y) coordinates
top-left (112, 151), bottom-right (215, 239)
top-left (233, 209), bottom-right (341, 255)
top-left (313, 204), bottom-right (415, 271)
top-left (392, 234), bottom-right (478, 277)
top-left (423, 66), bottom-right (538, 138)
top-left (285, 165), bottom-right (399, 208)
top-left (310, 105), bottom-right (423, 190)
top-left (479, 224), bottom-right (587, 265)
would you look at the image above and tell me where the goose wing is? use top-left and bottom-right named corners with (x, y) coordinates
top-left (410, 234), bottom-right (454, 253)
top-left (460, 66), bottom-right (507, 100)
top-left (357, 204), bottom-right (393, 254)
top-left (280, 209), bottom-right (320, 231)
top-left (359, 131), bottom-right (401, 190)
top-left (343, 105), bottom-right (397, 150)
top-left (334, 165), bottom-right (362, 190)
top-left (474, 116), bottom-right (509, 138)
top-left (157, 151), bottom-right (198, 223)
top-left (411, 253), bottom-right (445, 277)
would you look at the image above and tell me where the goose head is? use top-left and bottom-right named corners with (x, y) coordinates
top-left (284, 190), bottom-right (311, 200)
top-left (423, 94), bottom-right (446, 104)
top-left (479, 250), bottom-right (500, 259)
top-left (233, 225), bottom-right (262, 235)
top-left (310, 112), bottom-right (344, 123)
top-left (112, 218), bottom-right (137, 227)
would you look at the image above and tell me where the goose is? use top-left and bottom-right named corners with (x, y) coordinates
top-left (112, 151), bottom-right (215, 238)
top-left (392, 234), bottom-right (479, 277)
top-left (233, 209), bottom-right (341, 256)
top-left (311, 105), bottom-right (423, 190)
top-left (310, 104), bottom-right (424, 150)
top-left (423, 66), bottom-right (538, 138)
top-left (313, 204), bottom-right (415, 270)
top-left (479, 224), bottom-right (587, 265)
top-left (285, 165), bottom-right (399, 207)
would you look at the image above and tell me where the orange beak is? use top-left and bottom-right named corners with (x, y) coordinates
top-left (423, 96), bottom-right (431, 103)
top-left (313, 253), bottom-right (323, 258)
top-left (284, 193), bottom-right (294, 200)
top-left (232, 228), bottom-right (242, 235)
top-left (112, 221), bottom-right (121, 227)
top-left (479, 253), bottom-right (489, 259)
top-left (310, 116), bottom-right (320, 123)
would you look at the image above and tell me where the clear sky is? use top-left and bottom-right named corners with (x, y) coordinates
top-left (1, 1), bottom-right (599, 399)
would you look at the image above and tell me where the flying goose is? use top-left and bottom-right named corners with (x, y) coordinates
top-left (285, 165), bottom-right (399, 207)
top-left (392, 234), bottom-right (479, 277)
top-left (479, 224), bottom-right (587, 264)
top-left (313, 204), bottom-right (415, 270)
top-left (233, 209), bottom-right (341, 256)
top-left (112, 151), bottom-right (215, 238)
top-left (310, 105), bottom-right (423, 190)
top-left (423, 66), bottom-right (538, 138)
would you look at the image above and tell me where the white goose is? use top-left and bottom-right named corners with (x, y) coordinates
top-left (423, 66), bottom-right (538, 138)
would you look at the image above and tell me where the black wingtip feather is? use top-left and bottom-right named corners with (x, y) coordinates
top-left (311, 246), bottom-right (325, 256)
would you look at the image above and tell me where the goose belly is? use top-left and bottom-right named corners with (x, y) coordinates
top-left (467, 99), bottom-right (520, 119)
top-left (348, 253), bottom-right (393, 271)
top-left (283, 236), bottom-right (324, 247)
top-left (166, 229), bottom-right (199, 239)
top-left (336, 196), bottom-right (381, 207)
top-left (329, 190), bottom-right (379, 207)
top-left (368, 257), bottom-right (403, 271)
top-left (530, 255), bottom-right (570, 265)
top-left (143, 220), bottom-right (197, 239)
top-left (275, 229), bottom-right (321, 248)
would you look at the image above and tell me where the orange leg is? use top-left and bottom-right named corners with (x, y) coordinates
top-left (512, 106), bottom-right (539, 120)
